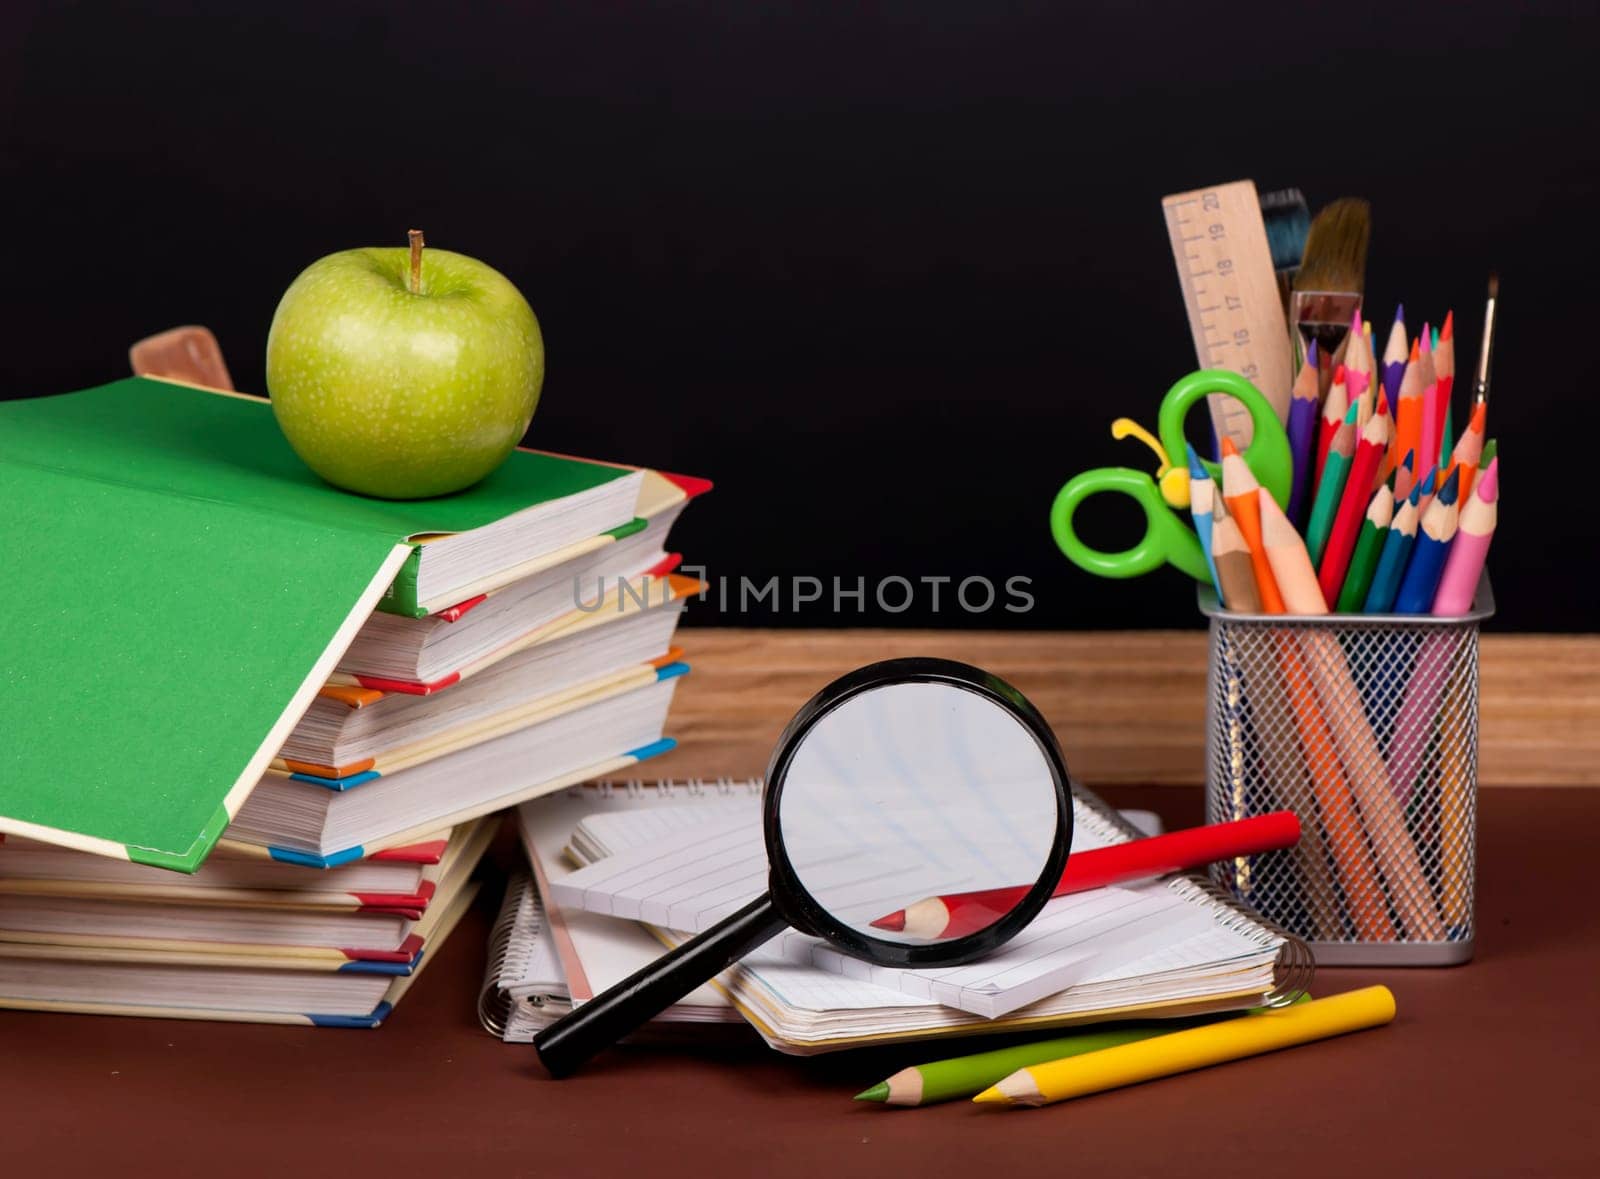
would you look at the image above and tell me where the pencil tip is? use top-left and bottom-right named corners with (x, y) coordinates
top-left (1476, 456), bottom-right (1500, 501)
top-left (1469, 401), bottom-right (1487, 430)
top-left (1220, 436), bottom-right (1240, 458)
top-left (1307, 338), bottom-right (1318, 366)
top-left (855, 1083), bottom-right (890, 1103)
top-left (1441, 309), bottom-right (1454, 338)
top-left (1409, 338), bottom-right (1420, 361)
top-left (1186, 443), bottom-right (1208, 479)
top-left (1343, 402), bottom-right (1359, 423)
top-left (972, 1087), bottom-right (1008, 1106)
top-left (1394, 302), bottom-right (1405, 323)
top-left (1402, 448), bottom-right (1415, 472)
top-left (1437, 466), bottom-right (1461, 504)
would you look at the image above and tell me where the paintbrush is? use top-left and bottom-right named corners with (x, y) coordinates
top-left (1472, 272), bottom-right (1499, 408)
top-left (1290, 198), bottom-right (1371, 387)
top-left (1259, 187), bottom-right (1310, 315)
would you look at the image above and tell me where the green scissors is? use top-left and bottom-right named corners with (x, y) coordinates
top-left (1049, 370), bottom-right (1292, 581)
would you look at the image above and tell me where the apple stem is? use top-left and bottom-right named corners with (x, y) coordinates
top-left (408, 229), bottom-right (424, 294)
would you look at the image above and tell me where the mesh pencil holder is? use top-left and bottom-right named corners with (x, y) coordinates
top-left (1200, 578), bottom-right (1493, 966)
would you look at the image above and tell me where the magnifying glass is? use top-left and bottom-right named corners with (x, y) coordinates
top-left (533, 657), bottom-right (1073, 1077)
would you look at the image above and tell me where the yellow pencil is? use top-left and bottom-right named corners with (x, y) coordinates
top-left (974, 987), bottom-right (1395, 1108)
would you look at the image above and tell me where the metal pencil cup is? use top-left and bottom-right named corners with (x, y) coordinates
top-left (1200, 579), bottom-right (1493, 966)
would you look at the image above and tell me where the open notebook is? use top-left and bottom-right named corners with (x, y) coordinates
top-left (484, 780), bottom-right (1310, 1052)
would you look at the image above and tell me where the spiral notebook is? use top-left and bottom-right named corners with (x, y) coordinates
top-left (480, 779), bottom-right (1310, 1052)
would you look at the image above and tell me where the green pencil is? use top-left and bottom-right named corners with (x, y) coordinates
top-left (853, 997), bottom-right (1310, 1107)
top-left (1335, 478), bottom-right (1395, 612)
top-left (1306, 402), bottom-right (1359, 566)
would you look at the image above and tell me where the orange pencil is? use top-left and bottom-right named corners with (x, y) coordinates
top-left (1447, 401), bottom-right (1488, 496)
top-left (1220, 438), bottom-right (1285, 613)
top-left (1318, 395), bottom-right (1391, 607)
top-left (1387, 338), bottom-right (1425, 483)
top-left (1259, 490), bottom-right (1443, 940)
top-left (1258, 491), bottom-right (1396, 940)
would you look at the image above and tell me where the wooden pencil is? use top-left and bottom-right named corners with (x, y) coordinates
top-left (1433, 457), bottom-right (1498, 616)
top-left (1286, 340), bottom-right (1321, 528)
top-left (1255, 493), bottom-right (1396, 937)
top-left (1380, 303), bottom-right (1408, 407)
top-left (1363, 485), bottom-right (1421, 613)
top-left (1473, 439), bottom-right (1497, 496)
top-left (1415, 325), bottom-right (1440, 477)
top-left (1387, 337), bottom-right (1425, 483)
top-left (1335, 480), bottom-right (1395, 613)
top-left (1434, 310), bottom-right (1456, 466)
top-left (1314, 365), bottom-right (1350, 497)
top-left (1394, 467), bottom-right (1462, 613)
top-left (1392, 448), bottom-right (1418, 504)
top-left (1306, 401), bottom-right (1358, 566)
top-left (1317, 398), bottom-right (1390, 607)
top-left (1262, 489), bottom-right (1443, 938)
top-left (1414, 463), bottom-right (1441, 516)
top-left (1209, 496), bottom-right (1262, 612)
top-left (1220, 438), bottom-right (1285, 613)
top-left (1447, 401), bottom-right (1488, 501)
top-left (1344, 306), bottom-right (1374, 426)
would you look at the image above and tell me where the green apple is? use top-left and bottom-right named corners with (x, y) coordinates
top-left (266, 235), bottom-right (543, 499)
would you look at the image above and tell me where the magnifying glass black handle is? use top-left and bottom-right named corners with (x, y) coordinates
top-left (533, 893), bottom-right (787, 1078)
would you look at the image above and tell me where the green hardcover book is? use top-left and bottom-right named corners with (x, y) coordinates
top-left (0, 377), bottom-right (643, 871)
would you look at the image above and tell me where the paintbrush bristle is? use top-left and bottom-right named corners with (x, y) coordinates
top-left (1487, 271), bottom-right (1499, 299)
top-left (1294, 198), bottom-right (1371, 294)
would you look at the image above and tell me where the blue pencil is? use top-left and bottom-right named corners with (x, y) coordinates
top-left (1393, 467), bottom-right (1462, 613)
top-left (1186, 443), bottom-right (1223, 600)
top-left (1363, 484), bottom-right (1422, 613)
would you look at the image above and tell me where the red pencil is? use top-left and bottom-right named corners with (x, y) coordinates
top-left (1315, 365), bottom-right (1350, 498)
top-left (1318, 394), bottom-right (1391, 606)
top-left (870, 812), bottom-right (1303, 940)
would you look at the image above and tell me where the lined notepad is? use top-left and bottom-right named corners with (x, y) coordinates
top-left (552, 795), bottom-right (1279, 1020)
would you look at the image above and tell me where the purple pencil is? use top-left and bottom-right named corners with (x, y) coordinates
top-left (1380, 303), bottom-right (1408, 407)
top-left (1286, 339), bottom-right (1321, 527)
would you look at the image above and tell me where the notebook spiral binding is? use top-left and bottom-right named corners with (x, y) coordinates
top-left (1071, 780), bottom-right (1315, 1005)
top-left (478, 872), bottom-right (541, 1037)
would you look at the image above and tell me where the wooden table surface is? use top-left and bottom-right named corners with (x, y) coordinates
top-left (5, 629), bottom-right (1597, 1175)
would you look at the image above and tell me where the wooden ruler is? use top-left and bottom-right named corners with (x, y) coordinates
top-left (1161, 180), bottom-right (1293, 448)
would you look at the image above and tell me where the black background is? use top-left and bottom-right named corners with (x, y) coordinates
top-left (3, 1), bottom-right (1594, 630)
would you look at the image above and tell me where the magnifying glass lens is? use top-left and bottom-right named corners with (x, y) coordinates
top-left (777, 680), bottom-right (1062, 946)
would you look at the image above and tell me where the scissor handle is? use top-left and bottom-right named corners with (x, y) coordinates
top-left (1049, 467), bottom-right (1210, 582)
top-left (1158, 370), bottom-right (1293, 508)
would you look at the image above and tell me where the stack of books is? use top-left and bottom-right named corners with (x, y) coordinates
top-left (0, 377), bottom-right (707, 1026)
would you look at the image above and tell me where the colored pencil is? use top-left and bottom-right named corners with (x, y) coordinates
top-left (1262, 491), bottom-right (1443, 937)
top-left (974, 987), bottom-right (1396, 1108)
top-left (1186, 443), bottom-right (1223, 600)
top-left (1380, 304), bottom-right (1408, 406)
top-left (1387, 337), bottom-right (1424, 483)
top-left (1364, 486), bottom-right (1421, 613)
top-left (1435, 310), bottom-right (1456, 466)
top-left (1391, 448), bottom-right (1417, 505)
top-left (1474, 439), bottom-right (1497, 495)
top-left (1433, 457), bottom-right (1498, 616)
top-left (1416, 325), bottom-right (1440, 477)
top-left (1335, 480), bottom-right (1395, 612)
top-left (1220, 438), bottom-right (1285, 613)
top-left (1437, 652), bottom-right (1473, 934)
top-left (1344, 306), bottom-right (1374, 425)
top-left (857, 1002), bottom-right (1307, 1106)
top-left (1305, 401), bottom-right (1358, 566)
top-left (1285, 340), bottom-right (1321, 527)
top-left (1447, 401), bottom-right (1488, 501)
top-left (1387, 629), bottom-right (1460, 806)
top-left (1394, 467), bottom-right (1462, 613)
top-left (1414, 463), bottom-right (1441, 516)
top-left (870, 812), bottom-right (1303, 939)
top-left (1317, 396), bottom-right (1390, 607)
top-left (1275, 632), bottom-right (1395, 939)
top-left (1314, 365), bottom-right (1350, 496)
top-left (1209, 496), bottom-right (1261, 612)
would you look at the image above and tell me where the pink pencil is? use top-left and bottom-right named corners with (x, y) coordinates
top-left (1433, 457), bottom-right (1499, 615)
top-left (1417, 324), bottom-right (1440, 474)
top-left (1345, 306), bottom-right (1374, 424)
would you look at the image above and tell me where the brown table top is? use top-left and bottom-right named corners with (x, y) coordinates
top-left (6, 781), bottom-right (1597, 1176)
